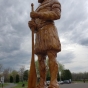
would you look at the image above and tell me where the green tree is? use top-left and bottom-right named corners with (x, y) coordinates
top-left (10, 76), bottom-right (13, 83)
top-left (58, 62), bottom-right (65, 81)
top-left (58, 63), bottom-right (65, 72)
top-left (46, 70), bottom-right (50, 81)
top-left (35, 60), bottom-right (39, 76)
top-left (16, 74), bottom-right (19, 83)
top-left (23, 70), bottom-right (28, 81)
top-left (62, 69), bottom-right (72, 80)
top-left (57, 72), bottom-right (60, 81)
top-left (11, 70), bottom-right (18, 82)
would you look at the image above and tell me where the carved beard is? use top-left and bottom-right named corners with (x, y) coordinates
top-left (38, 0), bottom-right (44, 3)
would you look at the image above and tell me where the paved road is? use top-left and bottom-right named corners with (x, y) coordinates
top-left (59, 83), bottom-right (88, 88)
top-left (3, 83), bottom-right (88, 88)
top-left (4, 83), bottom-right (17, 88)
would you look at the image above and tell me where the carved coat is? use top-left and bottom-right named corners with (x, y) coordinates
top-left (34, 0), bottom-right (61, 55)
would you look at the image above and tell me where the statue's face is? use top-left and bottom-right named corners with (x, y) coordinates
top-left (38, 0), bottom-right (44, 3)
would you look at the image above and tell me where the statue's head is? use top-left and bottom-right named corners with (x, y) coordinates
top-left (38, 0), bottom-right (44, 3)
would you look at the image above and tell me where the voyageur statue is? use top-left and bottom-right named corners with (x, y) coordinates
top-left (28, 0), bottom-right (61, 88)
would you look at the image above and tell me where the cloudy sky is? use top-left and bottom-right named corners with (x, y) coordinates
top-left (0, 0), bottom-right (88, 73)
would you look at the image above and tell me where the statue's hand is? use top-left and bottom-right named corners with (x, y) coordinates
top-left (30, 12), bottom-right (39, 19)
top-left (28, 20), bottom-right (36, 30)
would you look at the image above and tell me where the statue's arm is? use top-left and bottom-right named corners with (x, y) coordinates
top-left (38, 2), bottom-right (61, 20)
top-left (28, 20), bottom-right (37, 33)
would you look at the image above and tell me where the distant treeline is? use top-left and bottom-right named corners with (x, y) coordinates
top-left (72, 72), bottom-right (88, 81)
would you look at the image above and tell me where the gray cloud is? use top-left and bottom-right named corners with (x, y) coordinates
top-left (0, 0), bottom-right (32, 69)
top-left (57, 51), bottom-right (74, 64)
top-left (57, 0), bottom-right (88, 46)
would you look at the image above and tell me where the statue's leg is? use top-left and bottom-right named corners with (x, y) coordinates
top-left (47, 51), bottom-right (59, 88)
top-left (36, 54), bottom-right (46, 88)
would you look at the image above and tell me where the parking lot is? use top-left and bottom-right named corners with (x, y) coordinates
top-left (59, 83), bottom-right (88, 88)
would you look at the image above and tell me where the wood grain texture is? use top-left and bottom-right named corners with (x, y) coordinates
top-left (28, 3), bottom-right (37, 88)
top-left (28, 0), bottom-right (61, 88)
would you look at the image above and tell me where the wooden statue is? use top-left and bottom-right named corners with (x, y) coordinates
top-left (28, 0), bottom-right (61, 88)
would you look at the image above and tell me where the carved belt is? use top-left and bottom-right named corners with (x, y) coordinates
top-left (36, 21), bottom-right (54, 29)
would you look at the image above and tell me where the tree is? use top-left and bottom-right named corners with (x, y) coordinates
top-left (35, 60), bottom-right (39, 77)
top-left (19, 66), bottom-right (25, 82)
top-left (10, 76), bottom-right (13, 83)
top-left (0, 64), bottom-right (3, 78)
top-left (58, 63), bottom-right (65, 72)
top-left (23, 70), bottom-right (28, 81)
top-left (58, 62), bottom-right (65, 81)
top-left (11, 70), bottom-right (18, 82)
top-left (16, 74), bottom-right (19, 83)
top-left (57, 72), bottom-right (60, 81)
top-left (0, 64), bottom-right (3, 73)
top-left (72, 72), bottom-right (88, 81)
top-left (62, 69), bottom-right (72, 80)
top-left (3, 68), bottom-right (11, 82)
top-left (46, 70), bottom-right (50, 81)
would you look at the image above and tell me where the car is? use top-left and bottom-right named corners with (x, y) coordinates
top-left (58, 81), bottom-right (64, 84)
top-left (63, 80), bottom-right (70, 84)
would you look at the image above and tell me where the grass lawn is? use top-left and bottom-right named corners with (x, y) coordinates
top-left (12, 81), bottom-right (28, 88)
top-left (0, 83), bottom-right (8, 87)
top-left (73, 80), bottom-right (88, 83)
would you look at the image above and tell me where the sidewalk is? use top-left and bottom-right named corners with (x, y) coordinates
top-left (4, 83), bottom-right (17, 88)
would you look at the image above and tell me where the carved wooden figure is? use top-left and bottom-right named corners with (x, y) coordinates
top-left (28, 0), bottom-right (61, 88)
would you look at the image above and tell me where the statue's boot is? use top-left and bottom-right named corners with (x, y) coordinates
top-left (47, 51), bottom-right (60, 88)
top-left (36, 55), bottom-right (46, 88)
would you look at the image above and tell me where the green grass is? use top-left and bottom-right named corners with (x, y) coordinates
top-left (72, 80), bottom-right (88, 83)
top-left (12, 82), bottom-right (28, 88)
top-left (0, 83), bottom-right (8, 87)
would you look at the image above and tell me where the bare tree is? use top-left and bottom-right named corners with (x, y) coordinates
top-left (0, 63), bottom-right (3, 73)
top-left (3, 68), bottom-right (12, 82)
top-left (18, 65), bottom-right (25, 82)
